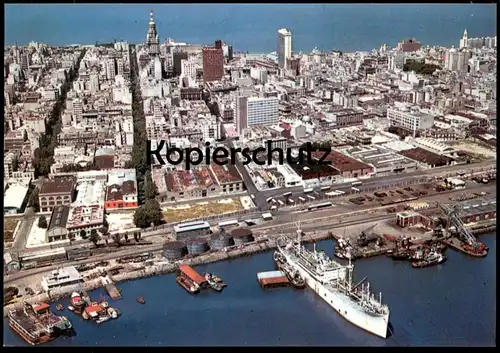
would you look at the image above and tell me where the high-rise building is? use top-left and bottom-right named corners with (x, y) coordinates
top-left (459, 29), bottom-right (468, 49)
top-left (236, 96), bottom-right (279, 134)
top-left (89, 72), bottom-right (99, 93)
top-left (202, 41), bottom-right (224, 82)
top-left (106, 58), bottom-right (116, 80)
top-left (146, 10), bottom-right (160, 55)
top-left (173, 51), bottom-right (188, 76)
top-left (116, 58), bottom-right (124, 76)
top-left (277, 28), bottom-right (292, 70)
top-left (181, 59), bottom-right (197, 80)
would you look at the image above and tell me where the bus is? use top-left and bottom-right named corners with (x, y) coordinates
top-left (303, 188), bottom-right (314, 194)
top-left (283, 192), bottom-right (292, 198)
top-left (334, 190), bottom-right (345, 195)
top-left (298, 196), bottom-right (306, 202)
top-left (320, 186), bottom-right (331, 191)
top-left (308, 202), bottom-right (333, 211)
top-left (278, 200), bottom-right (285, 206)
top-left (288, 199), bottom-right (295, 204)
top-left (270, 205), bottom-right (278, 210)
top-left (325, 191), bottom-right (341, 197)
top-left (266, 197), bottom-right (273, 203)
top-left (351, 187), bottom-right (360, 192)
top-left (218, 219), bottom-right (239, 228)
top-left (352, 181), bottom-right (363, 187)
top-left (262, 213), bottom-right (273, 221)
top-left (307, 195), bottom-right (316, 201)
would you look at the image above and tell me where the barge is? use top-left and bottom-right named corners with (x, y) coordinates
top-left (8, 303), bottom-right (73, 345)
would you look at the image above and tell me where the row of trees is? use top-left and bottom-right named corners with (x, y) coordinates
top-left (403, 61), bottom-right (440, 75)
top-left (32, 50), bottom-right (87, 178)
top-left (128, 46), bottom-right (164, 229)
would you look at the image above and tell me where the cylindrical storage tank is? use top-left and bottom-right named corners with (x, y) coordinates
top-left (210, 234), bottom-right (234, 250)
top-left (186, 238), bottom-right (209, 255)
top-left (162, 241), bottom-right (187, 260)
top-left (231, 228), bottom-right (254, 245)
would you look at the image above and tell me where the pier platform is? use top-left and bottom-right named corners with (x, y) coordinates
top-left (257, 271), bottom-right (289, 288)
top-left (104, 283), bottom-right (122, 300)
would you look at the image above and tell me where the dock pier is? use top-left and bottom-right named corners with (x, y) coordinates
top-left (104, 281), bottom-right (122, 301)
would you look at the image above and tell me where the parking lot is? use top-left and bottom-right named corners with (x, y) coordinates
top-left (264, 177), bottom-right (435, 211)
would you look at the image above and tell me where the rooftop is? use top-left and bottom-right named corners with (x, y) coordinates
top-left (209, 163), bottom-right (242, 184)
top-left (40, 178), bottom-right (75, 195)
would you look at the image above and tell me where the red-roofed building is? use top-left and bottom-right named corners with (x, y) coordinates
top-left (312, 150), bottom-right (373, 178)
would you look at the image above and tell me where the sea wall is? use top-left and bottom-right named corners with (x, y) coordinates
top-left (3, 231), bottom-right (335, 317)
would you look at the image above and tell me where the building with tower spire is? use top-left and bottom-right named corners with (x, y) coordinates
top-left (146, 10), bottom-right (160, 55)
top-left (459, 29), bottom-right (468, 49)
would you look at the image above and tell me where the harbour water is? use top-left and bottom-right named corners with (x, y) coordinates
top-left (4, 234), bottom-right (496, 346)
top-left (5, 4), bottom-right (497, 52)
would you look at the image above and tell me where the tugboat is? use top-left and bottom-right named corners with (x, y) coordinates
top-left (96, 315), bottom-right (111, 324)
top-left (67, 305), bottom-right (75, 312)
top-left (387, 249), bottom-right (412, 261)
top-left (412, 251), bottom-right (447, 268)
top-left (211, 274), bottom-right (227, 288)
top-left (176, 276), bottom-right (200, 294)
top-left (136, 296), bottom-right (145, 304)
top-left (204, 273), bottom-right (223, 292)
top-left (70, 292), bottom-right (85, 313)
top-left (107, 307), bottom-right (119, 319)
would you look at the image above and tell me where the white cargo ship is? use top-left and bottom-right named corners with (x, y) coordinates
top-left (273, 226), bottom-right (390, 338)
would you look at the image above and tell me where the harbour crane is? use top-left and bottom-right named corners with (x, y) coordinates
top-left (438, 202), bottom-right (478, 249)
top-left (357, 223), bottom-right (380, 247)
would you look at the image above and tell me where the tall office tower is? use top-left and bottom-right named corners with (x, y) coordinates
top-left (116, 58), bottom-right (124, 76)
top-left (202, 40), bottom-right (224, 82)
top-left (173, 51), bottom-right (188, 76)
top-left (277, 28), bottom-right (292, 70)
top-left (146, 10), bottom-right (160, 55)
top-left (236, 96), bottom-right (279, 134)
top-left (89, 72), bottom-right (100, 93)
top-left (106, 58), bottom-right (116, 80)
top-left (181, 59), bottom-right (197, 80)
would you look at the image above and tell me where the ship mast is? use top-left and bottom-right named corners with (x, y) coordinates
top-left (347, 258), bottom-right (352, 292)
top-left (296, 221), bottom-right (302, 253)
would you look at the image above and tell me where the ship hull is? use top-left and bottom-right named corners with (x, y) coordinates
top-left (279, 248), bottom-right (389, 339)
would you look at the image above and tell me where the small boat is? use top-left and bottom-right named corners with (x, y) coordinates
top-left (211, 274), bottom-right (227, 288)
top-left (412, 252), bottom-right (447, 268)
top-left (67, 305), bottom-right (75, 312)
top-left (204, 273), bottom-right (223, 292)
top-left (96, 315), bottom-right (111, 324)
top-left (107, 307), bottom-right (118, 319)
top-left (56, 304), bottom-right (64, 311)
top-left (176, 276), bottom-right (200, 294)
top-left (71, 292), bottom-right (85, 308)
top-left (101, 301), bottom-right (109, 309)
top-left (137, 296), bottom-right (145, 304)
top-left (82, 311), bottom-right (90, 320)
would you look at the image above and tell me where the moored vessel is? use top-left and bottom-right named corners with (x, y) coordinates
top-left (412, 251), bottom-right (447, 268)
top-left (204, 273), bottom-right (223, 292)
top-left (137, 296), bottom-right (145, 304)
top-left (274, 224), bottom-right (390, 338)
top-left (176, 276), bottom-right (200, 294)
top-left (8, 303), bottom-right (73, 345)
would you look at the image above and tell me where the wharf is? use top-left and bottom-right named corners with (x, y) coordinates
top-left (257, 271), bottom-right (289, 288)
top-left (104, 283), bottom-right (122, 300)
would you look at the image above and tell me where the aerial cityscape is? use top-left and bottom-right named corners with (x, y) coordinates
top-left (3, 4), bottom-right (496, 347)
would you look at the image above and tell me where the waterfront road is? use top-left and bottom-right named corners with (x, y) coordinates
top-left (5, 182), bottom-right (496, 285)
top-left (235, 159), bottom-right (496, 210)
top-left (11, 207), bottom-right (37, 251)
top-left (4, 211), bottom-right (392, 285)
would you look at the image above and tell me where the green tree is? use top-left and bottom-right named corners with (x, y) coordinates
top-left (133, 207), bottom-right (151, 229)
top-left (29, 187), bottom-right (40, 212)
top-left (89, 229), bottom-right (99, 247)
top-left (80, 229), bottom-right (88, 239)
top-left (38, 216), bottom-right (48, 229)
top-left (144, 199), bottom-right (163, 226)
top-left (144, 171), bottom-right (158, 200)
